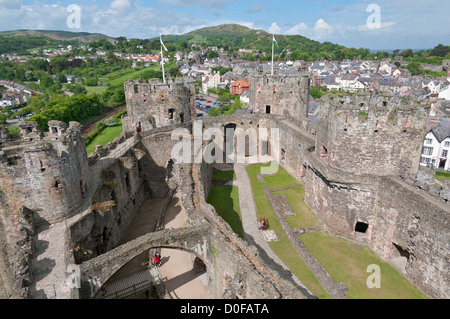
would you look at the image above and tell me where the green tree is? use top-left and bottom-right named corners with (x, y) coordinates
top-left (0, 113), bottom-right (6, 124)
top-left (84, 78), bottom-right (99, 86)
top-left (406, 62), bottom-right (422, 75)
top-left (207, 50), bottom-right (219, 59)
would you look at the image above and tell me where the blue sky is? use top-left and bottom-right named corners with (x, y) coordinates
top-left (0, 0), bottom-right (447, 50)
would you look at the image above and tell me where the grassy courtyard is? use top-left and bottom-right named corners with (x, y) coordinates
top-left (207, 186), bottom-right (244, 239)
top-left (245, 163), bottom-right (426, 299)
top-left (212, 170), bottom-right (236, 180)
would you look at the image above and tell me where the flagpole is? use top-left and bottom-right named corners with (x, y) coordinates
top-left (160, 35), bottom-right (166, 84)
top-left (271, 33), bottom-right (274, 76)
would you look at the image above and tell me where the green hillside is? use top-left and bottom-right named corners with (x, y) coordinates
top-left (0, 30), bottom-right (115, 55)
top-left (156, 24), bottom-right (370, 60)
top-left (0, 29), bottom-right (114, 42)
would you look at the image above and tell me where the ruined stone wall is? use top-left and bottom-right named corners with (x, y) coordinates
top-left (123, 77), bottom-right (195, 133)
top-left (317, 93), bottom-right (430, 177)
top-left (248, 72), bottom-right (310, 127)
top-left (69, 147), bottom-right (145, 264)
top-left (303, 149), bottom-right (449, 299)
top-left (0, 122), bottom-right (91, 227)
top-left (372, 178), bottom-right (449, 299)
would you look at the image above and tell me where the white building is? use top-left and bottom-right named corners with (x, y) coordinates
top-left (420, 124), bottom-right (450, 170)
top-left (201, 71), bottom-right (222, 94)
top-left (438, 86), bottom-right (450, 100)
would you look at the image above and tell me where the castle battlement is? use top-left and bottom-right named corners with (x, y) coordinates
top-left (248, 71), bottom-right (310, 129)
top-left (125, 77), bottom-right (196, 94)
top-left (320, 92), bottom-right (430, 113)
top-left (0, 121), bottom-right (90, 226)
top-left (316, 92), bottom-right (430, 177)
top-left (123, 77), bottom-right (196, 133)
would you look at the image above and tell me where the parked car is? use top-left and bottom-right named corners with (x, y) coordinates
top-left (207, 100), bottom-right (212, 103)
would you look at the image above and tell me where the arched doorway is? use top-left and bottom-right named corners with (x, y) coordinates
top-left (224, 123), bottom-right (237, 163)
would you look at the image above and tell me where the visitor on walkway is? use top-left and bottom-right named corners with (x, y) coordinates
top-left (154, 252), bottom-right (161, 267)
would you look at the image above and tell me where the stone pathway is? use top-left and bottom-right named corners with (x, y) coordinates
top-left (233, 163), bottom-right (315, 299)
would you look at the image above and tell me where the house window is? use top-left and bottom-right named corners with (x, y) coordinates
top-left (422, 147), bottom-right (433, 156)
top-left (425, 139), bottom-right (433, 145)
top-left (445, 141), bottom-right (450, 147)
top-left (442, 150), bottom-right (448, 157)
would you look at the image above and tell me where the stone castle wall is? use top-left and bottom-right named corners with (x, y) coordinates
top-left (248, 72), bottom-right (310, 129)
top-left (123, 77), bottom-right (196, 133)
top-left (317, 93), bottom-right (430, 177)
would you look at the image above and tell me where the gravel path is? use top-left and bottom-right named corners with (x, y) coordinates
top-left (233, 163), bottom-right (315, 299)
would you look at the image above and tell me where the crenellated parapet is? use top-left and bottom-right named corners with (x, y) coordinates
top-left (0, 121), bottom-right (90, 226)
top-left (248, 71), bottom-right (310, 129)
top-left (123, 77), bottom-right (196, 133)
top-left (316, 92), bottom-right (431, 177)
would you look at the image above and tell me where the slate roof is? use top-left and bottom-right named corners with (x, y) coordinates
top-left (431, 122), bottom-right (450, 143)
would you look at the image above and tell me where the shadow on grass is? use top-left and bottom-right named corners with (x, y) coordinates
top-left (207, 185), bottom-right (244, 239)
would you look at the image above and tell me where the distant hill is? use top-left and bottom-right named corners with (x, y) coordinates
top-left (0, 29), bottom-right (115, 43)
top-left (155, 24), bottom-right (369, 61)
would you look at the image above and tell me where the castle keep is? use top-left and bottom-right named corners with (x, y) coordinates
top-left (0, 74), bottom-right (448, 300)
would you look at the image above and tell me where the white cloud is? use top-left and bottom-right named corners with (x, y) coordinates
top-left (268, 22), bottom-right (281, 34)
top-left (313, 18), bottom-right (333, 40)
top-left (110, 0), bottom-right (133, 12)
top-left (0, 0), bottom-right (21, 10)
top-left (157, 0), bottom-right (234, 9)
top-left (286, 23), bottom-right (308, 35)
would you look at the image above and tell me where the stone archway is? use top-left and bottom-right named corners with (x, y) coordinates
top-left (79, 224), bottom-right (212, 298)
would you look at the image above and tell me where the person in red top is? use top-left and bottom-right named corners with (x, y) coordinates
top-left (154, 252), bottom-right (161, 267)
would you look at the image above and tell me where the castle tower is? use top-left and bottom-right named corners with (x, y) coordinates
top-left (123, 77), bottom-right (196, 133)
top-left (0, 121), bottom-right (90, 226)
top-left (248, 72), bottom-right (310, 127)
top-left (316, 92), bottom-right (430, 177)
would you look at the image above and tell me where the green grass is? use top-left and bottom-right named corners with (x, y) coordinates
top-left (273, 187), bottom-right (322, 229)
top-left (245, 163), bottom-right (426, 299)
top-left (246, 163), bottom-right (331, 299)
top-left (85, 86), bottom-right (109, 95)
top-left (213, 171), bottom-right (236, 180)
top-left (436, 170), bottom-right (450, 182)
top-left (301, 231), bottom-right (427, 299)
top-left (107, 62), bottom-right (176, 86)
top-left (207, 186), bottom-right (244, 239)
top-left (85, 124), bottom-right (123, 155)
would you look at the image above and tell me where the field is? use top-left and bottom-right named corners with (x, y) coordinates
top-left (245, 163), bottom-right (426, 299)
top-left (85, 123), bottom-right (123, 155)
top-left (106, 62), bottom-right (176, 86)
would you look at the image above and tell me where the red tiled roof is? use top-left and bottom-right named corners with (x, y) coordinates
top-left (231, 80), bottom-right (249, 88)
